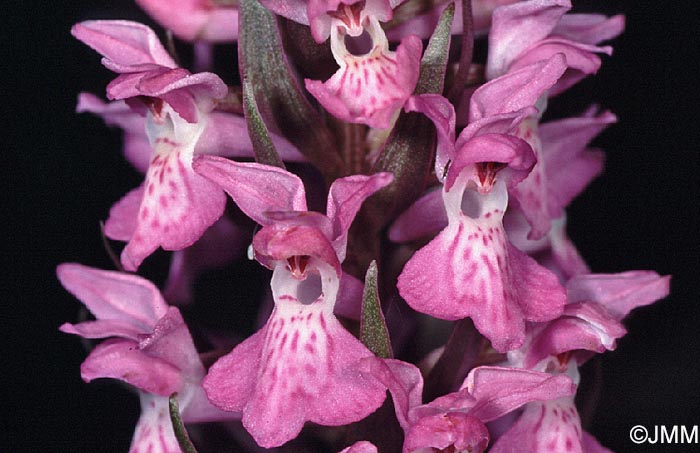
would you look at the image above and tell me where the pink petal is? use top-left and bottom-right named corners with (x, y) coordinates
top-left (196, 112), bottom-right (305, 162)
top-left (192, 156), bottom-right (308, 225)
top-left (135, 0), bottom-right (240, 42)
top-left (389, 187), bottom-right (447, 243)
top-left (122, 146), bottom-right (226, 271)
top-left (463, 367), bottom-right (576, 423)
top-left (81, 339), bottom-right (181, 396)
top-left (327, 172), bottom-right (393, 259)
top-left (490, 398), bottom-right (585, 453)
top-left (252, 224), bottom-right (342, 274)
top-left (259, 0), bottom-right (311, 27)
top-left (487, 0), bottom-right (570, 79)
top-left (334, 272), bottom-right (365, 320)
top-left (129, 393), bottom-right (182, 453)
top-left (305, 35), bottom-right (422, 129)
top-left (139, 307), bottom-right (204, 378)
top-left (104, 185), bottom-right (144, 242)
top-left (59, 319), bottom-right (144, 341)
top-left (524, 302), bottom-right (626, 369)
top-left (554, 14), bottom-right (625, 45)
top-left (566, 271), bottom-right (671, 321)
top-left (71, 20), bottom-right (177, 69)
top-left (405, 94), bottom-right (456, 181)
top-left (358, 357), bottom-right (424, 431)
top-left (57, 263), bottom-right (168, 331)
top-left (470, 55), bottom-right (567, 122)
top-left (403, 412), bottom-right (489, 453)
top-left (338, 440), bottom-right (378, 453)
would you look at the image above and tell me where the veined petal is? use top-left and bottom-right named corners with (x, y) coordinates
top-left (487, 0), bottom-right (570, 79)
top-left (57, 263), bottom-right (168, 331)
top-left (129, 393), bottom-right (181, 453)
top-left (405, 94), bottom-right (456, 182)
top-left (490, 397), bottom-right (586, 453)
top-left (398, 180), bottom-right (565, 351)
top-left (196, 112), bottom-right (305, 162)
top-left (566, 271), bottom-right (671, 321)
top-left (463, 366), bottom-right (576, 423)
top-left (71, 20), bottom-right (177, 69)
top-left (193, 156), bottom-right (308, 225)
top-left (305, 28), bottom-right (422, 129)
top-left (59, 319), bottom-right (144, 341)
top-left (252, 224), bottom-right (342, 274)
top-left (470, 55), bottom-right (567, 122)
top-left (81, 339), bottom-right (181, 396)
top-left (205, 265), bottom-right (385, 447)
top-left (327, 172), bottom-right (393, 259)
top-left (122, 119), bottom-right (226, 270)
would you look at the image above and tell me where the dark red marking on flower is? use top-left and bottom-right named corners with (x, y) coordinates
top-left (328, 1), bottom-right (366, 30)
top-left (476, 162), bottom-right (507, 188)
top-left (532, 405), bottom-right (546, 434)
top-left (287, 255), bottom-right (311, 280)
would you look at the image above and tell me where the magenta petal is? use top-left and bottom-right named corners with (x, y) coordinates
top-left (554, 13), bottom-right (625, 45)
top-left (129, 393), bottom-right (182, 453)
top-left (122, 149), bottom-right (226, 271)
top-left (59, 320), bottom-right (144, 341)
top-left (327, 172), bottom-right (393, 259)
top-left (470, 55), bottom-right (567, 122)
top-left (253, 224), bottom-right (342, 274)
top-left (463, 366), bottom-right (576, 423)
top-left (71, 20), bottom-right (177, 69)
top-left (192, 156), bottom-right (308, 225)
top-left (358, 357), bottom-right (424, 431)
top-left (389, 187), bottom-right (447, 243)
top-left (135, 0), bottom-right (240, 43)
top-left (334, 273), bottom-right (364, 320)
top-left (566, 271), bottom-right (671, 320)
top-left (259, 0), bottom-right (310, 26)
top-left (195, 112), bottom-right (305, 162)
top-left (338, 440), bottom-right (378, 453)
top-left (57, 263), bottom-right (168, 331)
top-left (81, 339), bottom-right (181, 396)
top-left (487, 0), bottom-right (570, 79)
top-left (305, 35), bottom-right (422, 129)
top-left (404, 94), bottom-right (456, 181)
top-left (104, 185), bottom-right (144, 242)
top-left (403, 412), bottom-right (489, 453)
top-left (489, 397), bottom-right (585, 453)
top-left (524, 302), bottom-right (626, 369)
top-left (206, 307), bottom-right (385, 447)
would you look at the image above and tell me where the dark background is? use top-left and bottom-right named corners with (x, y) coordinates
top-left (5, 0), bottom-right (698, 451)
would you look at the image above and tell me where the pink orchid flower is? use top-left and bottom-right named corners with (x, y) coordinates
top-left (193, 156), bottom-right (393, 447)
top-left (73, 21), bottom-right (304, 272)
top-left (361, 358), bottom-right (576, 452)
top-left (392, 83), bottom-right (567, 352)
top-left (58, 263), bottom-right (235, 453)
top-left (263, 0), bottom-right (422, 128)
top-left (490, 271), bottom-right (670, 452)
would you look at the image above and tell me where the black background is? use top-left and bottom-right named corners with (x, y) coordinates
top-left (4, 0), bottom-right (698, 451)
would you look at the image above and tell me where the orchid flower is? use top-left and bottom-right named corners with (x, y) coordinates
top-left (360, 358), bottom-right (576, 452)
top-left (262, 0), bottom-right (422, 128)
top-left (72, 20), bottom-right (304, 272)
top-left (57, 263), bottom-right (235, 452)
top-left (193, 156), bottom-right (392, 447)
top-left (491, 271), bottom-right (670, 452)
top-left (393, 86), bottom-right (567, 352)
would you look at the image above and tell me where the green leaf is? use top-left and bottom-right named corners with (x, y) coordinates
top-left (242, 78), bottom-right (284, 168)
top-left (416, 2), bottom-right (455, 95)
top-left (239, 0), bottom-right (342, 178)
top-left (169, 393), bottom-right (198, 453)
top-left (360, 261), bottom-right (393, 358)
